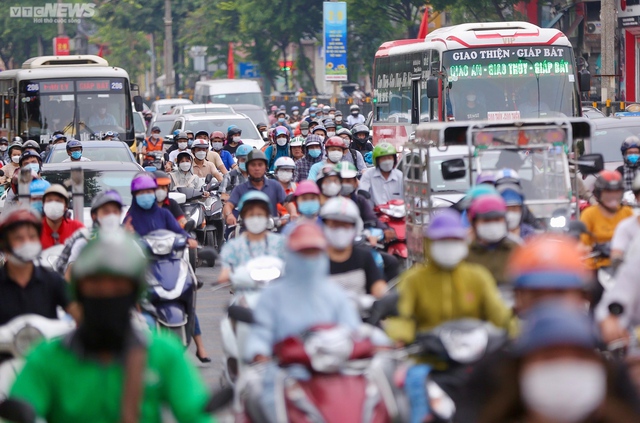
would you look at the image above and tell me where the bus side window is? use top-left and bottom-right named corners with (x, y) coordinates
top-left (430, 51), bottom-right (441, 121)
top-left (420, 50), bottom-right (431, 122)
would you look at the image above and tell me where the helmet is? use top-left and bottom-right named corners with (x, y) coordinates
top-left (291, 106), bottom-right (299, 111)
top-left (460, 185), bottom-right (499, 210)
top-left (350, 104), bottom-right (360, 111)
top-left (90, 190), bottom-right (123, 213)
top-left (494, 168), bottom-right (521, 186)
top-left (294, 180), bottom-right (321, 197)
top-left (131, 173), bottom-right (157, 192)
top-left (274, 156), bottom-right (295, 170)
top-left (0, 208), bottom-right (42, 242)
top-left (246, 149), bottom-right (268, 166)
top-left (150, 126), bottom-right (161, 133)
top-left (191, 130), bottom-right (207, 139)
top-left (313, 125), bottom-right (327, 135)
top-left (468, 194), bottom-right (507, 221)
top-left (325, 136), bottom-right (347, 149)
top-left (475, 171), bottom-right (496, 185)
top-left (352, 124), bottom-right (369, 137)
top-left (335, 110), bottom-right (343, 116)
top-left (337, 128), bottom-right (352, 139)
top-left (335, 162), bottom-right (358, 179)
top-left (51, 134), bottom-right (67, 143)
top-left (290, 136), bottom-right (304, 147)
top-left (12, 136), bottom-right (23, 143)
top-left (304, 135), bottom-right (323, 148)
top-left (71, 230), bottom-right (149, 298)
top-left (324, 119), bottom-right (336, 129)
top-left (276, 109), bottom-right (286, 116)
top-left (308, 106), bottom-right (317, 113)
top-left (288, 222), bottom-right (327, 252)
top-left (299, 121), bottom-right (310, 130)
top-left (43, 184), bottom-right (70, 203)
top-left (320, 197), bottom-right (360, 224)
top-left (322, 106), bottom-right (330, 113)
top-left (236, 145), bottom-right (253, 158)
top-left (227, 125), bottom-right (242, 137)
top-left (66, 139), bottom-right (82, 151)
top-left (8, 141), bottom-right (23, 154)
top-left (152, 170), bottom-right (172, 187)
top-left (274, 126), bottom-right (290, 138)
top-left (175, 131), bottom-right (189, 141)
top-left (594, 170), bottom-right (623, 197)
top-left (176, 150), bottom-right (194, 162)
top-left (185, 130), bottom-right (194, 137)
top-left (23, 140), bottom-right (40, 152)
top-left (29, 179), bottom-right (51, 197)
top-left (210, 131), bottom-right (225, 140)
top-left (316, 164), bottom-right (340, 184)
top-left (621, 135), bottom-right (640, 154)
top-left (256, 122), bottom-right (267, 129)
top-left (19, 150), bottom-right (42, 166)
top-left (191, 139), bottom-right (209, 149)
top-left (423, 209), bottom-right (467, 240)
top-left (372, 142), bottom-right (397, 166)
top-left (102, 131), bottom-right (115, 140)
top-left (237, 191), bottom-right (271, 215)
top-left (497, 183), bottom-right (524, 206)
top-left (507, 235), bottom-right (588, 289)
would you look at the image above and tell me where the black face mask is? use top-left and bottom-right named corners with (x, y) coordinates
top-left (356, 136), bottom-right (367, 144)
top-left (77, 294), bottom-right (137, 353)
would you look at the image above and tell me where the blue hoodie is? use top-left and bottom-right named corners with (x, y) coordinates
top-left (264, 144), bottom-right (291, 172)
top-left (125, 200), bottom-right (189, 238)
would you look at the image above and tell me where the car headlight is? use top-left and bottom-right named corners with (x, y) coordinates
top-left (427, 380), bottom-right (456, 419)
top-left (439, 326), bottom-right (488, 364)
top-left (14, 324), bottom-right (44, 356)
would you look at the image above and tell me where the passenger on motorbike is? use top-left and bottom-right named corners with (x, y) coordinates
top-left (28, 178), bottom-right (50, 215)
top-left (611, 173), bottom-right (640, 261)
top-left (40, 184), bottom-right (85, 249)
top-left (0, 207), bottom-right (76, 325)
top-left (350, 124), bottom-right (374, 154)
top-left (616, 135), bottom-right (640, 191)
top-left (307, 136), bottom-right (350, 181)
top-left (294, 134), bottom-right (324, 182)
top-left (170, 151), bottom-right (209, 196)
top-left (218, 191), bottom-right (286, 284)
top-left (273, 156), bottom-right (296, 195)
top-left (219, 144), bottom-right (252, 201)
top-left (153, 171), bottom-right (187, 227)
top-left (224, 125), bottom-right (243, 156)
top-left (359, 142), bottom-right (404, 206)
top-left (61, 139), bottom-right (90, 163)
top-left (191, 139), bottom-right (223, 182)
top-left (289, 136), bottom-right (305, 161)
top-left (265, 126), bottom-right (292, 172)
top-left (387, 209), bottom-right (511, 345)
top-left (320, 197), bottom-right (387, 298)
top-left (8, 229), bottom-right (215, 423)
top-left (209, 131), bottom-right (234, 172)
top-left (293, 180), bottom-right (322, 219)
top-left (0, 141), bottom-right (22, 186)
top-left (497, 183), bottom-right (536, 241)
top-left (465, 194), bottom-right (520, 285)
top-left (165, 132), bottom-right (190, 172)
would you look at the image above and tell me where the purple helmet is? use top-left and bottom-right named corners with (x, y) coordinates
top-left (131, 173), bottom-right (157, 193)
top-left (476, 171), bottom-right (496, 185)
top-left (423, 209), bottom-right (467, 240)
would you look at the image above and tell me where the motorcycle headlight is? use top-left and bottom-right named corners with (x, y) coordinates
top-left (14, 324), bottom-right (44, 356)
top-left (439, 327), bottom-right (488, 364)
top-left (249, 267), bottom-right (281, 283)
top-left (427, 380), bottom-right (456, 420)
top-left (147, 238), bottom-right (173, 256)
top-left (549, 215), bottom-right (567, 229)
top-left (384, 204), bottom-right (407, 218)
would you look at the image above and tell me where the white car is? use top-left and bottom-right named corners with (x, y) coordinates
top-left (150, 98), bottom-right (193, 116)
top-left (170, 113), bottom-right (265, 149)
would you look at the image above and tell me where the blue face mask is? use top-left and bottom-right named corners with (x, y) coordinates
top-left (136, 193), bottom-right (156, 210)
top-left (310, 113), bottom-right (316, 118)
top-left (297, 200), bottom-right (320, 216)
top-left (628, 154), bottom-right (640, 165)
top-left (71, 151), bottom-right (82, 160)
top-left (239, 162), bottom-right (247, 171)
top-left (31, 201), bottom-right (43, 214)
top-left (187, 139), bottom-right (194, 148)
top-left (308, 149), bottom-right (321, 158)
top-left (278, 117), bottom-right (285, 123)
top-left (26, 163), bottom-right (40, 174)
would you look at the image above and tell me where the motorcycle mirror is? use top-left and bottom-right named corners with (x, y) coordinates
top-left (0, 398), bottom-right (37, 423)
top-left (199, 247), bottom-right (218, 267)
top-left (205, 386), bottom-right (234, 413)
top-left (204, 174), bottom-right (213, 185)
top-left (283, 193), bottom-right (294, 204)
top-left (0, 169), bottom-right (4, 177)
top-left (228, 305), bottom-right (255, 324)
top-left (576, 153), bottom-right (604, 175)
top-left (366, 293), bottom-right (399, 326)
top-left (184, 220), bottom-right (196, 233)
top-left (357, 189), bottom-right (371, 200)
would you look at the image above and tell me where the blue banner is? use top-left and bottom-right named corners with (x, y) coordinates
top-left (323, 2), bottom-right (348, 81)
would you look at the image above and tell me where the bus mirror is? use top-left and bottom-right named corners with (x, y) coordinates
top-left (133, 96), bottom-right (144, 112)
top-left (577, 153), bottom-right (603, 175)
top-left (579, 70), bottom-right (591, 93)
top-left (441, 158), bottom-right (466, 180)
top-left (426, 76), bottom-right (439, 99)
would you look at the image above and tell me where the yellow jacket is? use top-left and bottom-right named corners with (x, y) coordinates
top-left (580, 204), bottom-right (633, 269)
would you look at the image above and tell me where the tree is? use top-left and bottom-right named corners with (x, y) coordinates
top-left (430, 0), bottom-right (526, 22)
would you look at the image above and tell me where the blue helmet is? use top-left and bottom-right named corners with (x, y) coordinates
top-left (237, 191), bottom-right (271, 216)
top-left (236, 144), bottom-right (253, 158)
top-left (66, 139), bottom-right (82, 151)
top-left (30, 179), bottom-right (51, 197)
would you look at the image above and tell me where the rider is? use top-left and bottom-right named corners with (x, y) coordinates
top-left (612, 173), bottom-right (640, 261)
top-left (218, 191), bottom-right (286, 284)
top-left (312, 124), bottom-right (328, 143)
top-left (347, 104), bottom-right (365, 127)
top-left (219, 144), bottom-right (252, 200)
top-left (307, 136), bottom-right (350, 181)
top-left (40, 184), bottom-right (85, 249)
top-left (29, 179), bottom-right (50, 215)
top-left (465, 194), bottom-right (520, 285)
top-left (0, 137), bottom-right (9, 164)
top-left (271, 109), bottom-right (292, 133)
top-left (224, 125), bottom-right (243, 156)
top-left (324, 119), bottom-right (337, 138)
top-left (497, 183), bottom-right (536, 240)
top-left (209, 131), bottom-right (235, 172)
top-left (170, 151), bottom-right (209, 195)
top-left (334, 110), bottom-right (345, 130)
top-left (191, 138), bottom-right (223, 182)
top-left (0, 141), bottom-right (22, 186)
top-left (153, 171), bottom-right (187, 227)
top-left (62, 139), bottom-right (90, 162)
top-left (6, 150), bottom-right (43, 204)
top-left (315, 164), bottom-right (343, 202)
top-left (289, 136), bottom-right (305, 161)
top-left (616, 135), bottom-right (640, 191)
top-left (289, 105), bottom-right (301, 123)
top-left (337, 128), bottom-right (366, 173)
top-left (304, 106), bottom-right (318, 124)
top-left (8, 229), bottom-right (214, 423)
top-left (141, 125), bottom-right (164, 163)
top-left (166, 131), bottom-right (190, 171)
top-left (297, 120), bottom-right (310, 138)
top-left (350, 124), bottom-right (374, 155)
top-left (320, 196), bottom-right (387, 298)
top-left (273, 156), bottom-right (297, 195)
top-left (293, 134), bottom-right (323, 182)
top-left (265, 126), bottom-right (292, 172)
top-left (22, 140), bottom-right (41, 156)
top-left (359, 142), bottom-right (403, 206)
top-left (387, 208), bottom-right (511, 345)
top-left (102, 131), bottom-right (116, 141)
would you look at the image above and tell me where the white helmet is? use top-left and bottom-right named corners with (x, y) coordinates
top-left (290, 136), bottom-right (304, 147)
top-left (350, 104), bottom-right (360, 111)
top-left (320, 197), bottom-right (361, 225)
top-left (274, 156), bottom-right (296, 170)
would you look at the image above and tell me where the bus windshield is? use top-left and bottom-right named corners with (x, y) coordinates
top-left (443, 46), bottom-right (578, 121)
top-left (19, 78), bottom-right (131, 142)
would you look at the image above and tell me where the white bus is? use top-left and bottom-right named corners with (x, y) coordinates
top-left (0, 55), bottom-right (143, 145)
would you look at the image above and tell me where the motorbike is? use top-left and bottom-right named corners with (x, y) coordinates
top-left (200, 179), bottom-right (224, 252)
top-left (142, 150), bottom-right (165, 170)
top-left (374, 199), bottom-right (408, 265)
top-left (142, 229), bottom-right (197, 347)
top-left (0, 315), bottom-right (75, 399)
top-left (219, 256), bottom-right (284, 386)
top-left (175, 186), bottom-right (218, 269)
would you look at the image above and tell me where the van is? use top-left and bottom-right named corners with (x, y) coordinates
top-left (194, 79), bottom-right (269, 125)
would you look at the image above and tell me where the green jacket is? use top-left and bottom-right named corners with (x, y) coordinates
top-left (386, 261), bottom-right (511, 344)
top-left (465, 237), bottom-right (519, 285)
top-left (10, 331), bottom-right (215, 423)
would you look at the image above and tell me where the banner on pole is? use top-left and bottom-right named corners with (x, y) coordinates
top-left (323, 2), bottom-right (347, 81)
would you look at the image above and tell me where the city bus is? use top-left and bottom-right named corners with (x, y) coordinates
top-left (0, 55), bottom-right (143, 145)
top-left (372, 21), bottom-right (590, 147)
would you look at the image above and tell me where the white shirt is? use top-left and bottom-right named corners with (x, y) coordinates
top-left (346, 113), bottom-right (365, 127)
top-left (358, 167), bottom-right (403, 206)
top-left (168, 149), bottom-right (189, 164)
top-left (611, 216), bottom-right (640, 256)
top-left (61, 157), bottom-right (91, 162)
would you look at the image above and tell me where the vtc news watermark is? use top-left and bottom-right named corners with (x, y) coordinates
top-left (10, 3), bottom-right (96, 24)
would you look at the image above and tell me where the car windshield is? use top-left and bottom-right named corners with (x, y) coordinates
top-left (209, 93), bottom-right (264, 108)
top-left (42, 169), bottom-right (137, 207)
top-left (48, 145), bottom-right (134, 163)
top-left (184, 118), bottom-right (261, 139)
top-left (150, 120), bottom-right (175, 137)
top-left (592, 126), bottom-right (640, 162)
top-left (133, 113), bottom-right (146, 133)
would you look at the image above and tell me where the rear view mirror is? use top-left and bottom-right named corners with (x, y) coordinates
top-left (579, 70), bottom-right (591, 93)
top-left (184, 220), bottom-right (196, 233)
top-left (0, 398), bottom-right (37, 423)
top-left (577, 153), bottom-right (604, 175)
top-left (204, 174), bottom-right (213, 184)
top-left (357, 189), bottom-right (371, 200)
top-left (133, 96), bottom-right (144, 112)
top-left (283, 193), bottom-right (294, 204)
top-left (228, 305), bottom-right (255, 324)
top-left (426, 76), bottom-right (439, 99)
top-left (441, 158), bottom-right (466, 180)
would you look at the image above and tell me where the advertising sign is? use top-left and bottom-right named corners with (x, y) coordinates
top-left (323, 2), bottom-right (347, 81)
top-left (53, 36), bottom-right (70, 55)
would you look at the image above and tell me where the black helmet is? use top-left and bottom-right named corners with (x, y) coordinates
top-left (352, 124), bottom-right (369, 137)
top-left (19, 150), bottom-right (42, 166)
top-left (246, 149), bottom-right (268, 166)
top-left (175, 131), bottom-right (188, 141)
top-left (22, 140), bottom-right (40, 152)
top-left (227, 126), bottom-right (242, 137)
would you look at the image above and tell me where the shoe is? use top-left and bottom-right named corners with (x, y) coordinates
top-left (196, 352), bottom-right (212, 363)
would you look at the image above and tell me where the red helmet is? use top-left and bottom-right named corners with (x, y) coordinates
top-left (594, 170), bottom-right (623, 197)
top-left (324, 136), bottom-right (347, 149)
top-left (468, 194), bottom-right (507, 221)
top-left (0, 208), bottom-right (42, 242)
top-left (210, 131), bottom-right (225, 140)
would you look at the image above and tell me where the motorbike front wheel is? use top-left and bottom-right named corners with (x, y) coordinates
top-left (189, 247), bottom-right (198, 270)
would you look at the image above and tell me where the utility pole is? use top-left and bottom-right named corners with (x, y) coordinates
top-left (164, 0), bottom-right (174, 98)
top-left (57, 0), bottom-right (64, 36)
top-left (600, 0), bottom-right (616, 102)
top-left (149, 33), bottom-right (157, 99)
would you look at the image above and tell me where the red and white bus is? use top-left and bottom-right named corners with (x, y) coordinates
top-left (372, 21), bottom-right (590, 148)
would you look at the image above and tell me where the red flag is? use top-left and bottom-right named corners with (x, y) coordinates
top-left (227, 42), bottom-right (235, 79)
top-left (417, 6), bottom-right (430, 40)
top-left (97, 44), bottom-right (105, 58)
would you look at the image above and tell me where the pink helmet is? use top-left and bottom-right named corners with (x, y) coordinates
top-left (131, 173), bottom-right (157, 193)
top-left (468, 194), bottom-right (506, 221)
top-left (294, 180), bottom-right (321, 197)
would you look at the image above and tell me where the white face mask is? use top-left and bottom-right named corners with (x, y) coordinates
top-left (212, 142), bottom-right (223, 151)
top-left (43, 201), bottom-right (65, 221)
top-left (244, 216), bottom-right (268, 234)
top-left (430, 240), bottom-right (468, 269)
top-left (475, 221), bottom-right (507, 243)
top-left (379, 159), bottom-right (394, 172)
top-left (178, 142), bottom-right (188, 150)
top-left (232, 136), bottom-right (241, 143)
top-left (11, 155), bottom-right (20, 164)
top-left (327, 150), bottom-right (343, 163)
top-left (9, 241), bottom-right (42, 264)
top-left (505, 211), bottom-right (522, 230)
top-left (277, 170), bottom-right (293, 183)
top-left (326, 131), bottom-right (336, 137)
top-left (98, 213), bottom-right (121, 231)
top-left (276, 137), bottom-right (288, 147)
top-left (155, 188), bottom-right (168, 202)
top-left (301, 130), bottom-right (309, 136)
top-left (466, 94), bottom-right (477, 102)
top-left (322, 182), bottom-right (341, 197)
top-left (324, 226), bottom-right (356, 250)
top-left (194, 151), bottom-right (207, 160)
top-left (329, 114), bottom-right (335, 119)
top-left (520, 360), bottom-right (606, 423)
top-left (0, 145), bottom-right (7, 152)
top-left (179, 162), bottom-right (192, 172)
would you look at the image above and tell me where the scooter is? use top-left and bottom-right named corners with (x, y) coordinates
top-left (374, 199), bottom-right (408, 265)
top-left (0, 314), bottom-right (75, 399)
top-left (143, 150), bottom-right (165, 170)
top-left (219, 256), bottom-right (284, 386)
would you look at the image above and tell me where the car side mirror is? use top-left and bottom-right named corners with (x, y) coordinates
top-left (426, 76), bottom-right (439, 99)
top-left (441, 158), bottom-right (466, 180)
top-left (0, 398), bottom-right (37, 423)
top-left (228, 304), bottom-right (255, 324)
top-left (577, 153), bottom-right (604, 175)
top-left (579, 69), bottom-right (591, 93)
top-left (133, 96), bottom-right (144, 112)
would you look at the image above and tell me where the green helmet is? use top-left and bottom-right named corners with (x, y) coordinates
top-left (334, 162), bottom-right (358, 179)
top-left (290, 136), bottom-right (305, 147)
top-left (70, 229), bottom-right (148, 299)
top-left (372, 142), bottom-right (397, 166)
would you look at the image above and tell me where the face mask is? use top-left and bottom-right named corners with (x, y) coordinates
top-left (0, 145), bottom-right (7, 152)
top-left (233, 136), bottom-right (241, 143)
top-left (430, 240), bottom-right (468, 269)
top-left (329, 114), bottom-right (335, 119)
top-left (239, 162), bottom-right (247, 172)
top-left (136, 193), bottom-right (156, 210)
top-left (26, 163), bottom-right (40, 174)
top-left (310, 113), bottom-right (316, 118)
top-left (212, 142), bottom-right (223, 151)
top-left (336, 117), bottom-right (342, 123)
top-left (244, 216), bottom-right (268, 234)
top-left (31, 200), bottom-right (43, 214)
top-left (277, 170), bottom-right (293, 183)
top-left (155, 188), bottom-right (168, 202)
top-left (9, 241), bottom-right (42, 264)
top-left (379, 159), bottom-right (394, 172)
top-left (178, 142), bottom-right (188, 150)
top-left (466, 94), bottom-right (477, 102)
top-left (298, 200), bottom-right (320, 216)
top-left (98, 214), bottom-right (121, 231)
top-left (520, 360), bottom-right (606, 423)
top-left (308, 149), bottom-right (322, 159)
top-left (11, 155), bottom-right (20, 164)
top-left (505, 211), bottom-right (522, 230)
top-left (71, 151), bottom-right (82, 160)
top-left (179, 162), bottom-right (192, 172)
top-left (356, 136), bottom-right (367, 144)
top-left (322, 182), bottom-right (341, 197)
top-left (187, 139), bottom-right (194, 148)
top-left (324, 226), bottom-right (356, 249)
top-left (340, 183), bottom-right (356, 196)
top-left (326, 131), bottom-right (336, 137)
top-left (276, 137), bottom-right (288, 147)
top-left (78, 294), bottom-right (136, 353)
top-left (152, 133), bottom-right (160, 139)
top-left (278, 117), bottom-right (286, 123)
top-left (194, 151), bottom-right (207, 160)
top-left (627, 154), bottom-right (640, 165)
top-left (43, 201), bottom-right (65, 221)
top-left (327, 150), bottom-right (343, 163)
top-left (475, 221), bottom-right (507, 243)
top-left (301, 130), bottom-right (309, 136)
top-left (293, 111), bottom-right (299, 116)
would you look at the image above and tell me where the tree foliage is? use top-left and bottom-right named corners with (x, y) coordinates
top-left (430, 0), bottom-right (526, 23)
